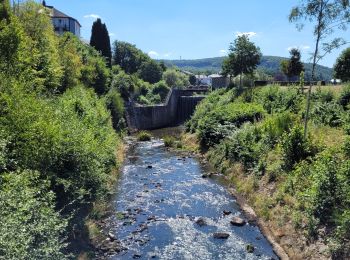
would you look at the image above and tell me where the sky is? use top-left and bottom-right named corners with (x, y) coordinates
top-left (45, 0), bottom-right (350, 68)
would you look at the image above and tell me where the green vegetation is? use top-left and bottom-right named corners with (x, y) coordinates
top-left (111, 41), bottom-right (190, 105)
top-left (137, 131), bottom-right (152, 141)
top-left (222, 35), bottom-right (262, 87)
top-left (280, 48), bottom-right (304, 81)
top-left (334, 47), bottom-right (350, 82)
top-left (186, 84), bottom-right (350, 257)
top-left (162, 56), bottom-right (334, 81)
top-left (90, 18), bottom-right (112, 67)
top-left (0, 1), bottom-right (123, 258)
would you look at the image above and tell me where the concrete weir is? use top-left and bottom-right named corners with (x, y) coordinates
top-left (126, 88), bottom-right (208, 130)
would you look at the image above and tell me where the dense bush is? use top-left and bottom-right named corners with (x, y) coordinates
top-left (311, 102), bottom-right (344, 127)
top-left (106, 89), bottom-right (125, 131)
top-left (0, 171), bottom-right (68, 259)
top-left (280, 126), bottom-right (312, 170)
top-left (0, 2), bottom-right (123, 257)
top-left (254, 85), bottom-right (303, 114)
top-left (196, 102), bottom-right (264, 147)
top-left (339, 85), bottom-right (350, 109)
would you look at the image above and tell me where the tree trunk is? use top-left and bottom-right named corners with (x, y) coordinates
top-left (304, 5), bottom-right (323, 139)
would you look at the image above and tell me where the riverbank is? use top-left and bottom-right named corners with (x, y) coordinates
top-left (180, 132), bottom-right (331, 260)
top-left (76, 141), bottom-right (127, 260)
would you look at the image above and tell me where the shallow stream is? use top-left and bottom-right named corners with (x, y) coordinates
top-left (107, 138), bottom-right (278, 259)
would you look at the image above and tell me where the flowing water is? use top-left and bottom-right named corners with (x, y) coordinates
top-left (107, 138), bottom-right (278, 259)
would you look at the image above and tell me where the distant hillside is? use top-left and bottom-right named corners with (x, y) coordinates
top-left (162, 56), bottom-right (333, 81)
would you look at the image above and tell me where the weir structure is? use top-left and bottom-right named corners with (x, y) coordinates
top-left (125, 87), bottom-right (209, 130)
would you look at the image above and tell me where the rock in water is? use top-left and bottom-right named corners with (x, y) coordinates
top-left (108, 232), bottom-right (116, 241)
top-left (246, 244), bottom-right (255, 253)
top-left (195, 217), bottom-right (207, 227)
top-left (223, 210), bottom-right (232, 216)
top-left (213, 232), bottom-right (230, 239)
top-left (230, 216), bottom-right (246, 226)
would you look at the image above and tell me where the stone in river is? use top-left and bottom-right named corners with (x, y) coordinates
top-left (147, 165), bottom-right (153, 169)
top-left (195, 217), bottom-right (207, 227)
top-left (223, 210), bottom-right (232, 216)
top-left (213, 232), bottom-right (230, 239)
top-left (246, 244), bottom-right (255, 253)
top-left (108, 232), bottom-right (116, 241)
top-left (230, 216), bottom-right (246, 226)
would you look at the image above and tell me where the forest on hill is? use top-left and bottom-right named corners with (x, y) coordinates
top-left (163, 56), bottom-right (334, 81)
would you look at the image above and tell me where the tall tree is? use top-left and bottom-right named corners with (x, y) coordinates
top-left (288, 48), bottom-right (304, 80)
top-left (334, 47), bottom-right (350, 82)
top-left (280, 48), bottom-right (304, 81)
top-left (90, 18), bottom-right (112, 67)
top-left (289, 0), bottom-right (350, 137)
top-left (222, 35), bottom-right (262, 88)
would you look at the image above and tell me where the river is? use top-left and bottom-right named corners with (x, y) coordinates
top-left (106, 137), bottom-right (278, 259)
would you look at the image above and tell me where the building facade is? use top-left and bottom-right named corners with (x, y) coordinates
top-left (43, 1), bottom-right (81, 37)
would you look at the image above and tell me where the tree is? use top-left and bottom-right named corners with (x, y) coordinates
top-left (163, 69), bottom-right (189, 88)
top-left (280, 60), bottom-right (290, 80)
top-left (334, 47), bottom-right (350, 82)
top-left (289, 0), bottom-right (350, 137)
top-left (112, 41), bottom-right (148, 74)
top-left (189, 74), bottom-right (197, 85)
top-left (138, 59), bottom-right (163, 84)
top-left (90, 18), bottom-right (112, 67)
top-left (0, 0), bottom-right (10, 21)
top-left (280, 48), bottom-right (304, 81)
top-left (222, 35), bottom-right (262, 88)
top-left (288, 48), bottom-right (304, 80)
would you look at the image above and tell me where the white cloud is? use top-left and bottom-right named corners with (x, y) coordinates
top-left (84, 14), bottom-right (101, 19)
top-left (163, 53), bottom-right (172, 58)
top-left (109, 33), bottom-right (116, 37)
top-left (148, 51), bottom-right (159, 57)
top-left (235, 31), bottom-right (257, 38)
top-left (219, 49), bottom-right (227, 56)
top-left (287, 45), bottom-right (311, 51)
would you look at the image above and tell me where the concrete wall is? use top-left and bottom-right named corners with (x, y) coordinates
top-left (126, 89), bottom-right (207, 130)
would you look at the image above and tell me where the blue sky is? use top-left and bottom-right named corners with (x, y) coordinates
top-left (46, 0), bottom-right (350, 67)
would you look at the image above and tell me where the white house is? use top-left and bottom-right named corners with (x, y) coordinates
top-left (43, 1), bottom-right (81, 37)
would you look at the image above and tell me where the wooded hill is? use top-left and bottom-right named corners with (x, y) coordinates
top-left (162, 56), bottom-right (334, 81)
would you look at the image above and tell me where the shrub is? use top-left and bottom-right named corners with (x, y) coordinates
top-left (280, 126), bottom-right (311, 170)
top-left (164, 135), bottom-right (176, 147)
top-left (0, 171), bottom-right (68, 259)
top-left (261, 112), bottom-right (295, 145)
top-left (312, 87), bottom-right (334, 103)
top-left (105, 89), bottom-right (125, 131)
top-left (339, 85), bottom-right (350, 109)
top-left (196, 102), bottom-right (264, 147)
top-left (152, 80), bottom-right (170, 101)
top-left (254, 85), bottom-right (302, 114)
top-left (311, 102), bottom-right (344, 127)
top-left (137, 131), bottom-right (152, 141)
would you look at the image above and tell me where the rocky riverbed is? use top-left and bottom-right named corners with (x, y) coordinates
top-left (96, 138), bottom-right (279, 259)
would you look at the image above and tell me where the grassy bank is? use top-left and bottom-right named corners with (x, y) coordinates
top-left (183, 85), bottom-right (350, 259)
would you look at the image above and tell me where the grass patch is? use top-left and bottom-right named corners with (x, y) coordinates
top-left (137, 131), bottom-right (152, 141)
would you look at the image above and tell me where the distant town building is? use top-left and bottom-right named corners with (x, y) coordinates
top-left (42, 1), bottom-right (81, 37)
top-left (209, 74), bottom-right (230, 89)
top-left (195, 75), bottom-right (211, 86)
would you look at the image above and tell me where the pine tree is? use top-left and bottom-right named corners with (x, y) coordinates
top-left (90, 18), bottom-right (112, 67)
